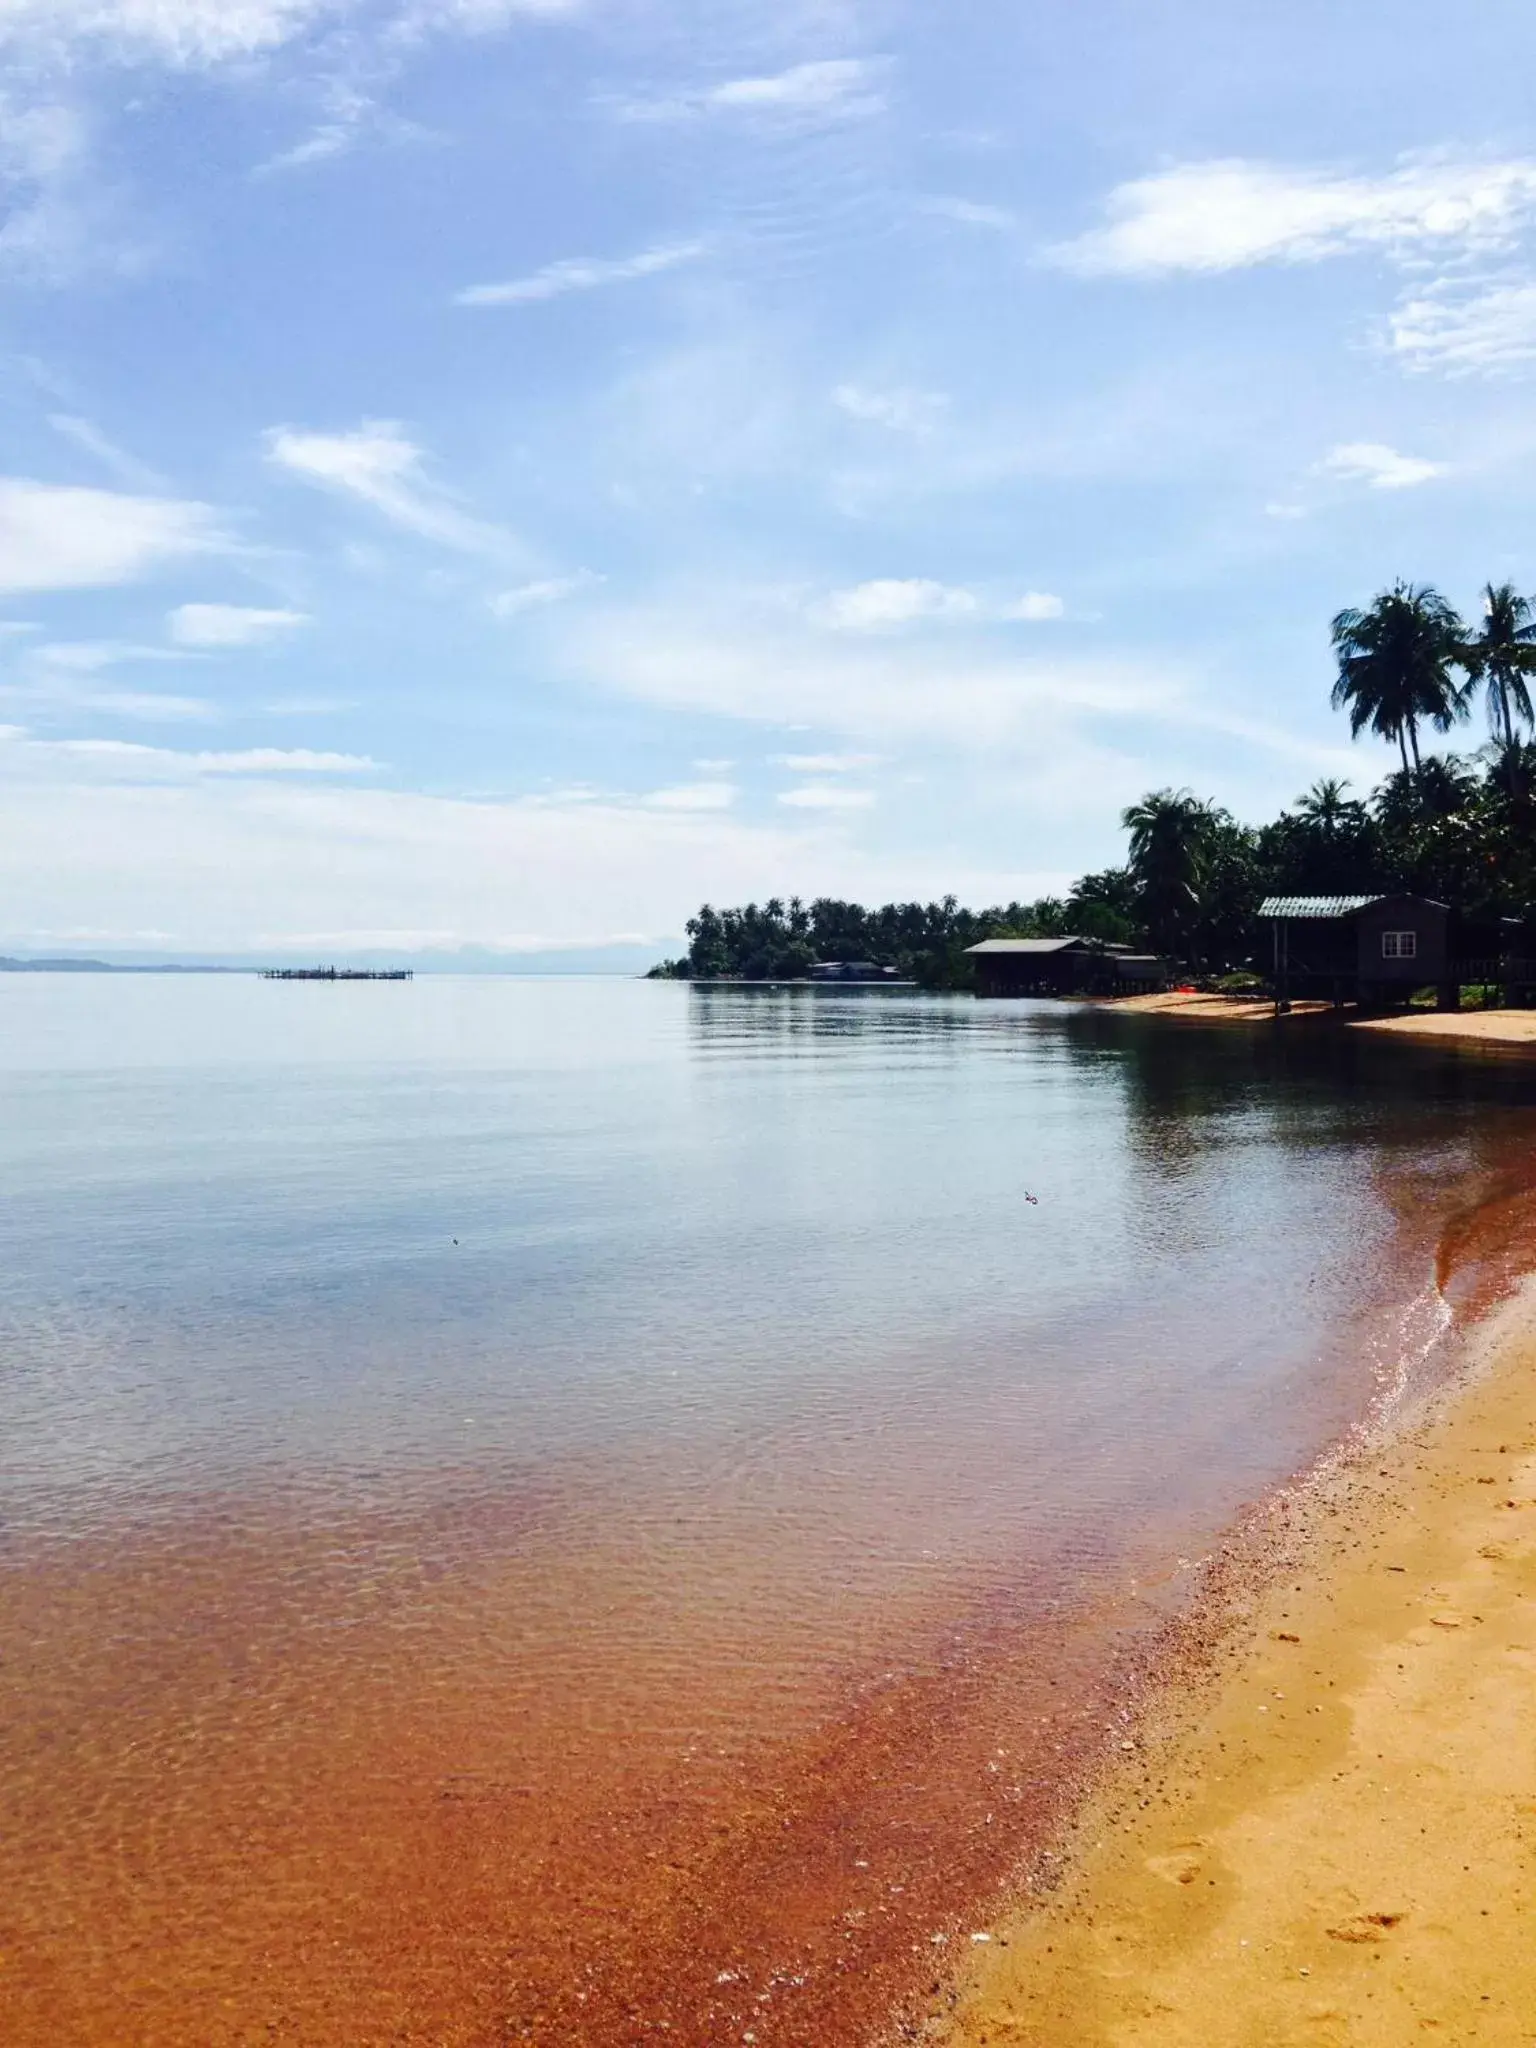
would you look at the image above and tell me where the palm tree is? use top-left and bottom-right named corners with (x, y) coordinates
top-left (1463, 581), bottom-right (1536, 748)
top-left (1294, 777), bottom-right (1366, 839)
top-left (1121, 788), bottom-right (1221, 960)
top-left (1330, 582), bottom-right (1469, 773)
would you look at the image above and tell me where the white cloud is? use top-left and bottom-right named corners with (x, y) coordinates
top-left (569, 605), bottom-right (1179, 753)
top-left (818, 578), bottom-right (979, 631)
top-left (1388, 278), bottom-right (1536, 374)
top-left (618, 58), bottom-right (887, 126)
top-left (0, 478), bottom-right (226, 593)
top-left (999, 591), bottom-right (1065, 620)
top-left (458, 239), bottom-right (707, 306)
top-left (489, 573), bottom-right (600, 617)
top-left (772, 752), bottom-right (879, 773)
top-left (832, 383), bottom-right (949, 433)
top-left (168, 603), bottom-right (309, 646)
top-left (0, 97), bottom-right (120, 284)
top-left (814, 579), bottom-right (1063, 631)
top-left (53, 740), bottom-right (377, 775)
top-left (778, 783), bottom-right (875, 810)
top-left (0, 772), bottom-right (896, 955)
top-left (1317, 442), bottom-right (1446, 490)
top-left (27, 639), bottom-right (169, 673)
top-left (0, 0), bottom-right (335, 63)
top-left (1051, 155), bottom-right (1536, 277)
top-left (641, 780), bottom-right (737, 811)
top-left (265, 420), bottom-right (514, 556)
top-left (0, 0), bottom-right (581, 65)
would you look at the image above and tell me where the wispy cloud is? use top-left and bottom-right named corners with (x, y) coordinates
top-left (265, 420), bottom-right (514, 556)
top-left (641, 780), bottom-right (737, 811)
top-left (488, 573), bottom-right (600, 617)
top-left (1050, 155), bottom-right (1536, 276)
top-left (40, 739), bottom-right (379, 776)
top-left (616, 58), bottom-right (888, 126)
top-left (921, 196), bottom-right (1015, 230)
top-left (1317, 441), bottom-right (1446, 490)
top-left (778, 783), bottom-right (876, 810)
top-left (815, 579), bottom-right (1063, 631)
top-left (833, 383), bottom-right (949, 433)
top-left (772, 752), bottom-right (879, 773)
top-left (48, 413), bottom-right (164, 489)
top-left (457, 239), bottom-right (706, 307)
top-left (0, 478), bottom-right (226, 594)
top-left (0, 0), bottom-right (337, 65)
top-left (1388, 278), bottom-right (1536, 374)
top-left (254, 84), bottom-right (436, 177)
top-left (168, 603), bottom-right (310, 646)
top-left (0, 0), bottom-right (584, 66)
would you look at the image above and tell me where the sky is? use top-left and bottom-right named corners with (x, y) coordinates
top-left (4, 0), bottom-right (1536, 962)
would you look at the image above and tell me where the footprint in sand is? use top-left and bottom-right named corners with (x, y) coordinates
top-left (1326, 1911), bottom-right (1405, 1944)
top-left (1146, 1843), bottom-right (1206, 1887)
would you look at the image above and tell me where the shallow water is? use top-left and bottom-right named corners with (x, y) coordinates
top-left (2, 976), bottom-right (1534, 2044)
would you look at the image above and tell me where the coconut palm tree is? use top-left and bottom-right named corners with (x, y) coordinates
top-left (1463, 581), bottom-right (1536, 748)
top-left (1294, 777), bottom-right (1367, 839)
top-left (1120, 788), bottom-right (1222, 960)
top-left (1330, 582), bottom-right (1469, 773)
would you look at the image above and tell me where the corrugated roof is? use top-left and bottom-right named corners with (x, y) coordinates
top-left (965, 937), bottom-right (1095, 955)
top-left (1258, 895), bottom-right (1381, 919)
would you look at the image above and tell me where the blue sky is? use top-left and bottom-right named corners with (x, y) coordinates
top-left (4, 0), bottom-right (1536, 960)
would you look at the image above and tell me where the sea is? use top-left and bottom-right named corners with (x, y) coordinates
top-left (2, 973), bottom-right (1534, 2046)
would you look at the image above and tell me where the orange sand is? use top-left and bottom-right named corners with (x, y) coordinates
top-left (1354, 1010), bottom-right (1536, 1052)
top-left (940, 1289), bottom-right (1536, 2047)
top-left (1111, 992), bottom-right (1536, 1054)
top-left (1104, 993), bottom-right (1334, 1023)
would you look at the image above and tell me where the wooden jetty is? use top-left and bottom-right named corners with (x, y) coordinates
top-left (261, 967), bottom-right (413, 981)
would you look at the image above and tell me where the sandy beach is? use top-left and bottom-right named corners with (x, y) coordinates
top-left (1111, 991), bottom-right (1536, 1054)
top-left (941, 1286), bottom-right (1536, 2047)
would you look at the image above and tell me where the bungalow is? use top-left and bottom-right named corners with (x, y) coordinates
top-left (966, 936), bottom-right (1169, 999)
top-left (1258, 894), bottom-right (1452, 1010)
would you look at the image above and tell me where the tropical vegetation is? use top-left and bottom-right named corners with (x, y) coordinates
top-left (651, 581), bottom-right (1536, 987)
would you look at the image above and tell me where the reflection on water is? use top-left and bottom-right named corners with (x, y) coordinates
top-left (2, 977), bottom-right (1535, 2045)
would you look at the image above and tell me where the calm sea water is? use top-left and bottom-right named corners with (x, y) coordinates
top-left (3, 976), bottom-right (1534, 2046)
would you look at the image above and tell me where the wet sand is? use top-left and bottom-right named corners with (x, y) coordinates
top-left (942, 1284), bottom-right (1536, 2048)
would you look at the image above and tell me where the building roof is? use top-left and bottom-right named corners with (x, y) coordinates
top-left (965, 936), bottom-right (1100, 955)
top-left (1258, 895), bottom-right (1382, 920)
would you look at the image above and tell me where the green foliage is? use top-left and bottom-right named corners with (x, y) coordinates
top-left (1330, 581), bottom-right (1469, 773)
top-left (657, 576), bottom-right (1536, 984)
top-left (680, 894), bottom-right (1084, 987)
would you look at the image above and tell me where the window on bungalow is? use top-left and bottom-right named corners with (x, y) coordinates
top-left (1381, 930), bottom-right (1417, 960)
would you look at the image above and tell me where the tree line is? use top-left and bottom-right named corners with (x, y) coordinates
top-left (650, 580), bottom-right (1536, 987)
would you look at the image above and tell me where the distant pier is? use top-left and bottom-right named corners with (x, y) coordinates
top-left (261, 967), bottom-right (413, 981)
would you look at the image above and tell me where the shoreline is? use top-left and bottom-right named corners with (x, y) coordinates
top-left (1104, 990), bottom-right (1536, 1052)
top-left (936, 1275), bottom-right (1536, 2046)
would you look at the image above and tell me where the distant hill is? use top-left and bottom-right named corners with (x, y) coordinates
top-left (0, 958), bottom-right (238, 974)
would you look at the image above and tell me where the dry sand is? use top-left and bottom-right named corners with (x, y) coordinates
top-left (941, 1291), bottom-right (1536, 2047)
top-left (1353, 1011), bottom-right (1536, 1052)
top-left (1109, 992), bottom-right (1536, 1055)
top-left (1106, 993), bottom-right (1333, 1024)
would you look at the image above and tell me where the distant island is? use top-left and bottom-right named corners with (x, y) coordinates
top-left (651, 580), bottom-right (1536, 990)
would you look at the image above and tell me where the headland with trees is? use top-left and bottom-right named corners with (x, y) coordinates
top-left (649, 580), bottom-right (1536, 989)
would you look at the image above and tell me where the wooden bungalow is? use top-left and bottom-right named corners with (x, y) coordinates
top-left (966, 936), bottom-right (1168, 999)
top-left (1259, 894), bottom-right (1452, 1010)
